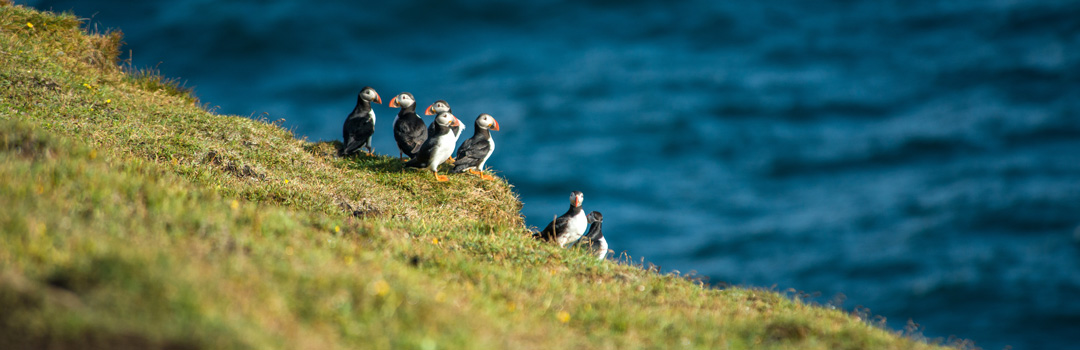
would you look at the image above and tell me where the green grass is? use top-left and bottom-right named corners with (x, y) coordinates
top-left (0, 3), bottom-right (972, 349)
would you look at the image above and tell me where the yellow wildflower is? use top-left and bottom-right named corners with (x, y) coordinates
top-left (26, 22), bottom-right (33, 29)
top-left (432, 237), bottom-right (439, 244)
top-left (373, 280), bottom-right (391, 296)
top-left (557, 310), bottom-right (571, 323)
top-left (105, 99), bottom-right (111, 103)
top-left (230, 200), bottom-right (239, 210)
top-left (334, 225), bottom-right (340, 233)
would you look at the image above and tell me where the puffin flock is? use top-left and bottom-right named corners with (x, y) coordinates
top-left (339, 87), bottom-right (608, 259)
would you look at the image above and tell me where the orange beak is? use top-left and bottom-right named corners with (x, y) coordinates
top-left (490, 118), bottom-right (500, 131)
top-left (450, 117), bottom-right (461, 128)
top-left (373, 93), bottom-right (382, 104)
top-left (424, 104), bottom-right (436, 115)
top-left (388, 96), bottom-right (399, 108)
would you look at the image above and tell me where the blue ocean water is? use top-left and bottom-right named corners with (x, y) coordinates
top-left (23, 0), bottom-right (1080, 348)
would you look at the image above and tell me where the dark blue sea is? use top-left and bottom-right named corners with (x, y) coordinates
top-left (23, 0), bottom-right (1080, 348)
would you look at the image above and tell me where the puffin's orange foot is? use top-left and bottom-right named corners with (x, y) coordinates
top-left (480, 173), bottom-right (495, 181)
top-left (467, 169), bottom-right (482, 175)
top-left (436, 175), bottom-right (449, 182)
top-left (447, 156), bottom-right (456, 163)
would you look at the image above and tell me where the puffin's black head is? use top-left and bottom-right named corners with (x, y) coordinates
top-left (587, 211), bottom-right (603, 223)
top-left (425, 100), bottom-right (451, 116)
top-left (435, 112), bottom-right (462, 128)
top-left (388, 92), bottom-right (415, 109)
top-left (475, 113), bottom-right (500, 131)
top-left (569, 191), bottom-right (584, 208)
top-left (359, 86), bottom-right (382, 104)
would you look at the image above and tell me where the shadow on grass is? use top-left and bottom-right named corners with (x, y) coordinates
top-left (304, 140), bottom-right (446, 175)
top-left (303, 140), bottom-right (341, 158)
top-left (344, 154), bottom-right (412, 173)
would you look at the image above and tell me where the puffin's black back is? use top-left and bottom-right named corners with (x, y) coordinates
top-left (584, 211), bottom-right (604, 241)
top-left (393, 106), bottom-right (427, 158)
top-left (451, 120), bottom-right (492, 173)
top-left (341, 94), bottom-right (374, 156)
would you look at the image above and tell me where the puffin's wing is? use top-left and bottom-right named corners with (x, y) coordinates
top-left (395, 114), bottom-right (427, 155)
top-left (407, 119), bottom-right (427, 153)
top-left (451, 137), bottom-right (489, 171)
top-left (394, 113), bottom-right (425, 138)
top-left (538, 219), bottom-right (560, 241)
top-left (583, 222), bottom-right (602, 241)
top-left (408, 129), bottom-right (425, 153)
top-left (404, 136), bottom-right (437, 168)
top-left (346, 116), bottom-right (375, 135)
top-left (552, 216), bottom-right (572, 235)
top-left (342, 140), bottom-right (363, 155)
top-left (459, 137), bottom-right (491, 161)
top-left (342, 117), bottom-right (374, 155)
top-left (455, 137), bottom-right (477, 158)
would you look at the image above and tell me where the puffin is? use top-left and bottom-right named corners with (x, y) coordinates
top-left (579, 211), bottom-right (608, 260)
top-left (340, 86), bottom-right (382, 157)
top-left (451, 113), bottom-right (500, 180)
top-left (388, 92), bottom-right (427, 160)
top-left (425, 100), bottom-right (464, 137)
top-left (404, 112), bottom-right (462, 181)
top-left (537, 191), bottom-right (587, 247)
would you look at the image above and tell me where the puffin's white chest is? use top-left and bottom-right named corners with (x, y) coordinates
top-left (557, 212), bottom-right (587, 247)
top-left (369, 109), bottom-right (376, 124)
top-left (428, 131), bottom-right (459, 171)
top-left (593, 237), bottom-right (608, 259)
top-left (479, 137), bottom-right (495, 169)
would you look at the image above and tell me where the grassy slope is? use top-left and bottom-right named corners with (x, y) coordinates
top-left (0, 3), bottom-right (964, 350)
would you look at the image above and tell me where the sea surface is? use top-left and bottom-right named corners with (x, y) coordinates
top-left (23, 0), bottom-right (1080, 348)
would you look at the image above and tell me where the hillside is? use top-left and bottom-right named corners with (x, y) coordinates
top-left (0, 3), bottom-right (964, 349)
